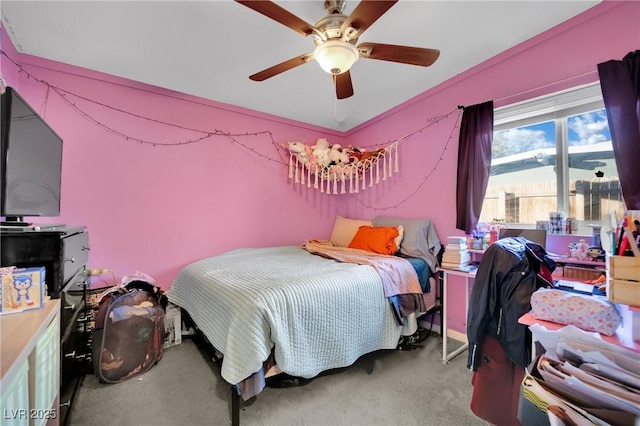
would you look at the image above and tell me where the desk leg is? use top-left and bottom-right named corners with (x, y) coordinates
top-left (442, 272), bottom-right (470, 364)
top-left (465, 276), bottom-right (469, 329)
top-left (442, 272), bottom-right (448, 364)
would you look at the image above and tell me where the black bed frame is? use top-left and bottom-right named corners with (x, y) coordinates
top-left (181, 274), bottom-right (444, 426)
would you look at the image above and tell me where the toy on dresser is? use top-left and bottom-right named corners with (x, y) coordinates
top-left (569, 239), bottom-right (590, 260)
top-left (0, 266), bottom-right (46, 315)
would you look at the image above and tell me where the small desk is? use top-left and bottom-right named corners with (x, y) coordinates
top-left (438, 267), bottom-right (476, 364)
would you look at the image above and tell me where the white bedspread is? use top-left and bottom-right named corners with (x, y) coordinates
top-left (165, 245), bottom-right (404, 387)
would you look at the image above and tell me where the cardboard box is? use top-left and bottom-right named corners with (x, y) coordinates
top-left (564, 264), bottom-right (605, 281)
top-left (606, 255), bottom-right (640, 307)
top-left (1, 266), bottom-right (46, 315)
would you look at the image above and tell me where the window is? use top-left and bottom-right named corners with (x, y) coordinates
top-left (480, 83), bottom-right (624, 234)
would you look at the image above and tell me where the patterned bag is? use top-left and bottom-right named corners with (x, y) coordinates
top-left (92, 275), bottom-right (165, 383)
top-left (530, 288), bottom-right (621, 336)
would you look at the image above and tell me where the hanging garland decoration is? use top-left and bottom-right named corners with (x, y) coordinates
top-left (1, 49), bottom-right (460, 208)
top-left (285, 138), bottom-right (399, 194)
top-left (0, 50), bottom-right (288, 165)
top-left (351, 107), bottom-right (463, 211)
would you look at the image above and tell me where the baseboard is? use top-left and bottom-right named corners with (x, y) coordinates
top-left (446, 329), bottom-right (468, 343)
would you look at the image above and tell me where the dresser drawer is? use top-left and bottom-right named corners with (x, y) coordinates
top-left (59, 307), bottom-right (88, 426)
top-left (62, 231), bottom-right (89, 285)
top-left (61, 270), bottom-right (86, 338)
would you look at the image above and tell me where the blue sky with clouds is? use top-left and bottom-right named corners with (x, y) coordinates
top-left (494, 108), bottom-right (611, 158)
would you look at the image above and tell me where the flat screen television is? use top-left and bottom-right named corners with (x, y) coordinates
top-left (1, 87), bottom-right (63, 226)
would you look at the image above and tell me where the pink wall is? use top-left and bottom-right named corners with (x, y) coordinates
top-left (1, 37), bottom-right (347, 287)
top-left (1, 1), bottom-right (638, 333)
top-left (344, 0), bottom-right (639, 332)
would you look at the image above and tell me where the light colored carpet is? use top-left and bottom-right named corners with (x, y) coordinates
top-left (71, 334), bottom-right (483, 426)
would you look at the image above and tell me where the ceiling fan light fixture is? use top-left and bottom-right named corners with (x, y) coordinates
top-left (314, 40), bottom-right (359, 75)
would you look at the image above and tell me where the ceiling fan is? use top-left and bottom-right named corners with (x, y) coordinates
top-left (236, 0), bottom-right (440, 99)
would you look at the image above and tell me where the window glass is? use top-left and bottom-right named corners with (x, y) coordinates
top-left (567, 110), bottom-right (624, 223)
top-left (480, 93), bottom-right (623, 234)
top-left (482, 120), bottom-right (557, 224)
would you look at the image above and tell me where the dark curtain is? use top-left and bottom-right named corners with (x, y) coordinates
top-left (598, 50), bottom-right (640, 210)
top-left (456, 101), bottom-right (494, 234)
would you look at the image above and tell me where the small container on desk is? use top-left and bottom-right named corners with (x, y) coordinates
top-left (606, 255), bottom-right (640, 307)
top-left (606, 255), bottom-right (640, 343)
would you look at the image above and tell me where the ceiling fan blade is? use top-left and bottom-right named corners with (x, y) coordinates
top-left (236, 1), bottom-right (317, 37)
top-left (341, 1), bottom-right (397, 40)
top-left (333, 71), bottom-right (354, 100)
top-left (249, 54), bottom-right (313, 81)
top-left (358, 42), bottom-right (440, 67)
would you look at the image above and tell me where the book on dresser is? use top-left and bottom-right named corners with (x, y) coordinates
top-left (446, 242), bottom-right (468, 251)
top-left (446, 236), bottom-right (468, 246)
top-left (441, 260), bottom-right (471, 268)
top-left (442, 236), bottom-right (471, 269)
top-left (443, 245), bottom-right (470, 255)
top-left (443, 251), bottom-right (471, 262)
top-left (442, 252), bottom-right (471, 268)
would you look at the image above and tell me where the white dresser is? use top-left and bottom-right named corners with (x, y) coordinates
top-left (1, 300), bottom-right (61, 426)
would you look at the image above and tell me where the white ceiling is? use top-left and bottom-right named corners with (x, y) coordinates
top-left (1, 1), bottom-right (600, 131)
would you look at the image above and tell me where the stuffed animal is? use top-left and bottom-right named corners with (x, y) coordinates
top-left (360, 148), bottom-right (385, 162)
top-left (569, 239), bottom-right (590, 260)
top-left (312, 138), bottom-right (331, 167)
top-left (328, 144), bottom-right (350, 165)
top-left (288, 141), bottom-right (310, 163)
top-left (346, 146), bottom-right (384, 163)
top-left (588, 246), bottom-right (604, 261)
top-left (346, 145), bottom-right (364, 163)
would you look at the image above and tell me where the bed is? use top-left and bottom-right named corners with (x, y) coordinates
top-left (164, 216), bottom-right (442, 424)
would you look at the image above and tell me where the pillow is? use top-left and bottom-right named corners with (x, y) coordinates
top-left (393, 225), bottom-right (404, 252)
top-left (372, 216), bottom-right (442, 271)
top-left (330, 216), bottom-right (372, 247)
top-left (348, 226), bottom-right (400, 255)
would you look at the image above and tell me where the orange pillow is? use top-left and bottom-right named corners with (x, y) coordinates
top-left (348, 226), bottom-right (400, 255)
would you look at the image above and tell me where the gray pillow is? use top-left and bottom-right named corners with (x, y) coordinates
top-left (372, 216), bottom-right (441, 272)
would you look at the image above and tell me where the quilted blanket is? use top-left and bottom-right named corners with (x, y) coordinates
top-left (165, 245), bottom-right (410, 393)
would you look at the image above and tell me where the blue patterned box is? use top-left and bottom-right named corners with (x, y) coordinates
top-left (0, 266), bottom-right (46, 315)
